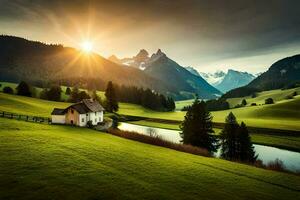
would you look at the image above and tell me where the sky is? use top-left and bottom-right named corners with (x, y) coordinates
top-left (0, 0), bottom-right (300, 73)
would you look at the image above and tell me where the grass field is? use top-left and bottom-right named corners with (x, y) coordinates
top-left (226, 87), bottom-right (300, 108)
top-left (1, 89), bottom-right (300, 131)
top-left (0, 117), bottom-right (299, 199)
top-left (118, 96), bottom-right (300, 131)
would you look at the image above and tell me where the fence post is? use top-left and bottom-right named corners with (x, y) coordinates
top-left (11, 113), bottom-right (13, 119)
top-left (26, 116), bottom-right (28, 121)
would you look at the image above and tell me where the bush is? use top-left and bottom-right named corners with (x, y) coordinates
top-left (251, 103), bottom-right (257, 106)
top-left (292, 91), bottom-right (297, 96)
top-left (108, 128), bottom-right (210, 157)
top-left (266, 159), bottom-right (286, 172)
top-left (3, 86), bottom-right (14, 94)
top-left (265, 98), bottom-right (274, 104)
top-left (241, 99), bottom-right (247, 106)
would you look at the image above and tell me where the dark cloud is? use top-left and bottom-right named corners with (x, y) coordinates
top-left (0, 0), bottom-right (300, 71)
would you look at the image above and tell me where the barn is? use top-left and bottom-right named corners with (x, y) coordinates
top-left (51, 99), bottom-right (105, 127)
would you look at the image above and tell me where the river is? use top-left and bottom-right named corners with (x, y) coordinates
top-left (118, 122), bottom-right (300, 172)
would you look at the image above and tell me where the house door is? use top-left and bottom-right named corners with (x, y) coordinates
top-left (71, 120), bottom-right (73, 125)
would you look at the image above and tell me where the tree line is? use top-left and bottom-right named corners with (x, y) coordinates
top-left (180, 97), bottom-right (257, 163)
top-left (115, 85), bottom-right (175, 111)
top-left (1, 80), bottom-right (175, 112)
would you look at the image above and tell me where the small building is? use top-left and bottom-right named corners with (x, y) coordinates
top-left (51, 99), bottom-right (105, 127)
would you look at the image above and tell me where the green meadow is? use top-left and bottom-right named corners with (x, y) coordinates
top-left (0, 117), bottom-right (300, 200)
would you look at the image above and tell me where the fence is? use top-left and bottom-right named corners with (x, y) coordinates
top-left (0, 110), bottom-right (51, 124)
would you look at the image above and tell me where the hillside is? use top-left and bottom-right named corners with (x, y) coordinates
top-left (0, 36), bottom-right (171, 93)
top-left (1, 117), bottom-right (300, 199)
top-left (223, 54), bottom-right (300, 98)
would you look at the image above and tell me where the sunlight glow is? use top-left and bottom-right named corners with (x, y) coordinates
top-left (81, 41), bottom-right (93, 53)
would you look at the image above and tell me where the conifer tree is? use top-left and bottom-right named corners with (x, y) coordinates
top-left (180, 97), bottom-right (217, 154)
top-left (105, 81), bottom-right (119, 112)
top-left (220, 112), bottom-right (239, 160)
top-left (238, 122), bottom-right (257, 163)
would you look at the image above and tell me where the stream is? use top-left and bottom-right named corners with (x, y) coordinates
top-left (118, 122), bottom-right (300, 172)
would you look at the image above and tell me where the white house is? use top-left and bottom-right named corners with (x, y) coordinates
top-left (51, 99), bottom-right (105, 127)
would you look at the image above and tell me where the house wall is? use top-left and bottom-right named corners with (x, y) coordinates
top-left (51, 115), bottom-right (65, 124)
top-left (65, 108), bottom-right (80, 126)
top-left (65, 109), bottom-right (104, 127)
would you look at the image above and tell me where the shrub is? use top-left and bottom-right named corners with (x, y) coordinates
top-left (265, 98), bottom-right (274, 104)
top-left (251, 93), bottom-right (257, 98)
top-left (251, 103), bottom-right (257, 106)
top-left (3, 86), bottom-right (14, 94)
top-left (241, 99), bottom-right (247, 106)
top-left (292, 91), bottom-right (297, 96)
top-left (108, 128), bottom-right (210, 157)
top-left (265, 159), bottom-right (286, 172)
top-left (16, 81), bottom-right (32, 97)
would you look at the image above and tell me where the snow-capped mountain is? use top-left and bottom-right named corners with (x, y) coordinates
top-left (186, 67), bottom-right (256, 93)
top-left (216, 69), bottom-right (255, 93)
top-left (108, 49), bottom-right (150, 70)
top-left (199, 71), bottom-right (226, 87)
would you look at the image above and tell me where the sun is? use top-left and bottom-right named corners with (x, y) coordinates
top-left (81, 41), bottom-right (93, 53)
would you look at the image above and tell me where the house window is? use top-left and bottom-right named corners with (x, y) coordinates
top-left (99, 117), bottom-right (101, 121)
top-left (86, 114), bottom-right (88, 116)
top-left (95, 112), bottom-right (97, 115)
top-left (71, 109), bottom-right (74, 114)
top-left (82, 118), bottom-right (84, 123)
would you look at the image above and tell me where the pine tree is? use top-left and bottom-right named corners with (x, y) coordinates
top-left (241, 99), bottom-right (247, 106)
top-left (180, 97), bottom-right (217, 154)
top-left (220, 112), bottom-right (239, 160)
top-left (105, 81), bottom-right (119, 112)
top-left (69, 86), bottom-right (79, 102)
top-left (65, 87), bottom-right (71, 95)
top-left (238, 122), bottom-right (257, 163)
top-left (220, 113), bottom-right (257, 162)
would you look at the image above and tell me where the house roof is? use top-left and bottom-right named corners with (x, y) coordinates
top-left (82, 99), bottom-right (105, 112)
top-left (51, 99), bottom-right (104, 115)
top-left (51, 108), bottom-right (65, 115)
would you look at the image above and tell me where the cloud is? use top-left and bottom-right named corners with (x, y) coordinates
top-left (0, 0), bottom-right (300, 72)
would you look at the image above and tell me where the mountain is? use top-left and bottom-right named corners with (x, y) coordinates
top-left (109, 49), bottom-right (222, 99)
top-left (197, 70), bottom-right (255, 93)
top-left (186, 66), bottom-right (201, 76)
top-left (215, 70), bottom-right (255, 93)
top-left (222, 54), bottom-right (300, 98)
top-left (108, 49), bottom-right (149, 70)
top-left (0, 35), bottom-right (169, 92)
top-left (199, 71), bottom-right (226, 86)
top-left (142, 49), bottom-right (222, 99)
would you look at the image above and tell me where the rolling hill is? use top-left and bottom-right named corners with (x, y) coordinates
top-left (1, 117), bottom-right (299, 199)
top-left (223, 54), bottom-right (300, 98)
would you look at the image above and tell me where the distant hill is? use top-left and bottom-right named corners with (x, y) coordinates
top-left (222, 54), bottom-right (300, 98)
top-left (0, 35), bottom-right (172, 93)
